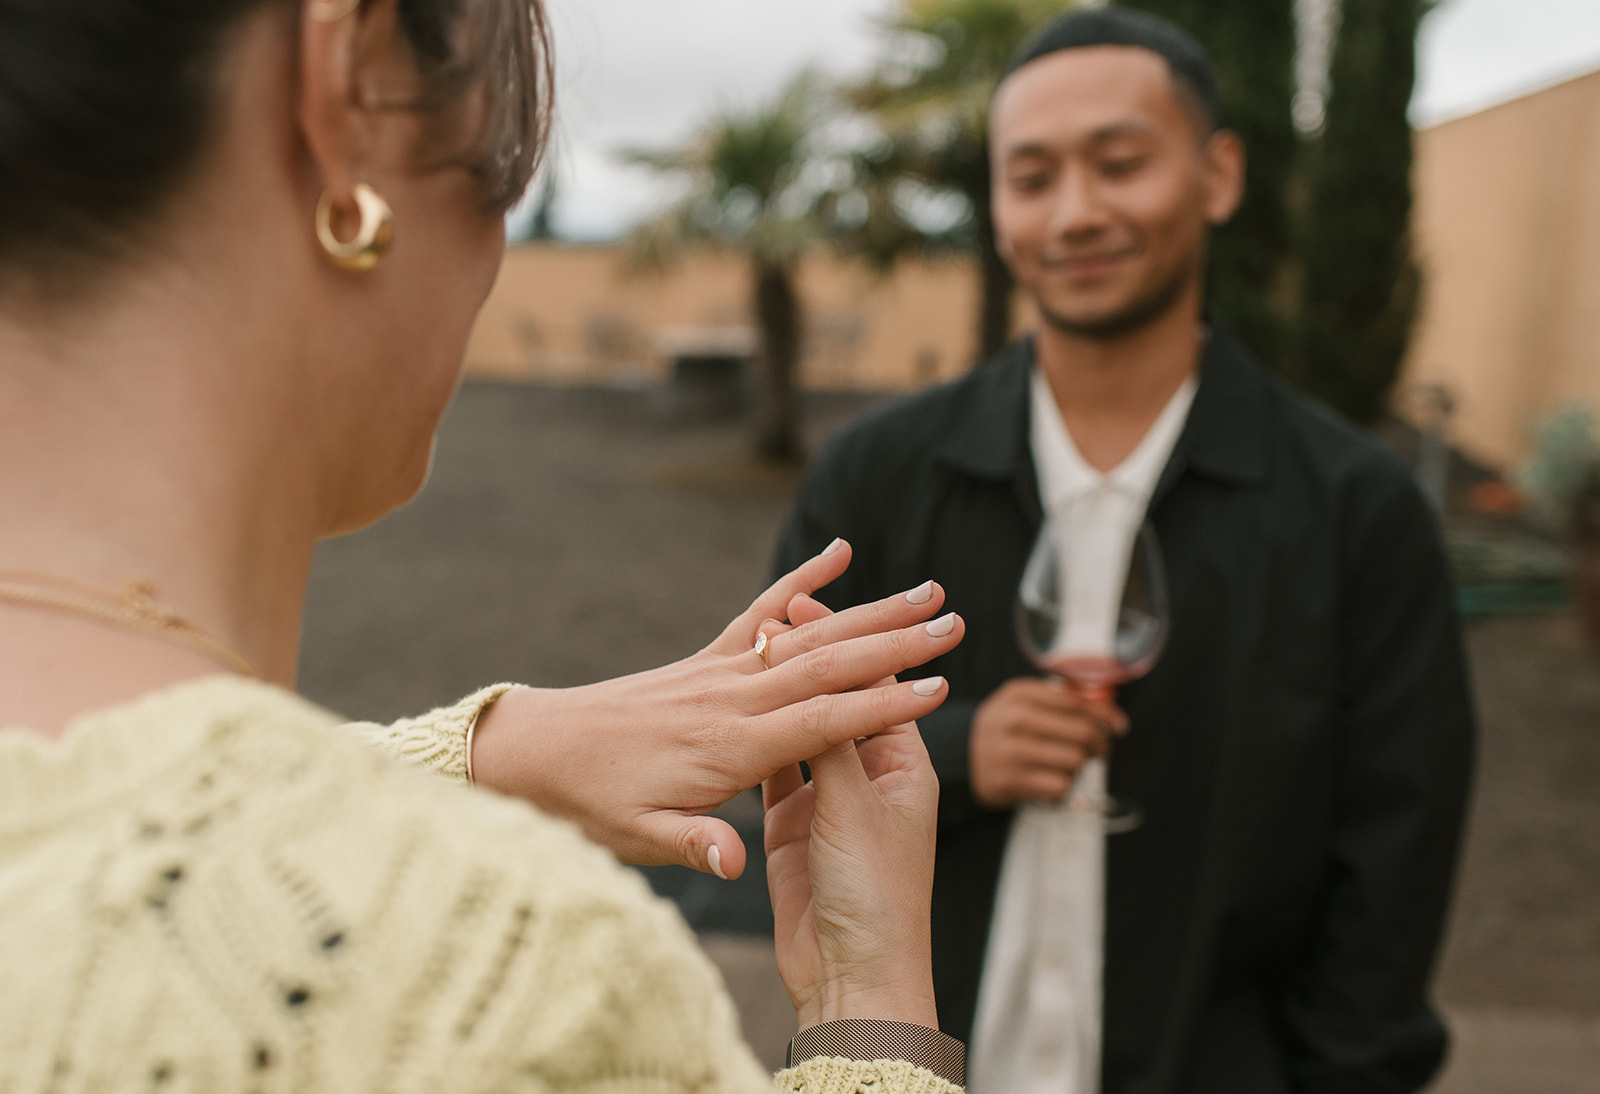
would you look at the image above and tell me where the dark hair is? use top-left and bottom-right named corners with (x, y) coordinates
top-left (999, 8), bottom-right (1219, 133)
top-left (0, 0), bottom-right (552, 280)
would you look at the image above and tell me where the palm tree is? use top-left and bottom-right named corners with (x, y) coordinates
top-left (625, 74), bottom-right (833, 463)
top-left (844, 0), bottom-right (1077, 360)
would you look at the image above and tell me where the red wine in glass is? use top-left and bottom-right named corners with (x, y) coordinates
top-left (1015, 513), bottom-right (1169, 833)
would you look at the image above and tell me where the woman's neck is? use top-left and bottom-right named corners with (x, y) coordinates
top-left (0, 262), bottom-right (320, 734)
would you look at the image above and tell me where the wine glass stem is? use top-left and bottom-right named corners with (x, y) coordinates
top-left (1060, 681), bottom-right (1131, 822)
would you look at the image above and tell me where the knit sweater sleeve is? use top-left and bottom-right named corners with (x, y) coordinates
top-left (482, 857), bottom-right (966, 1094)
top-left (347, 694), bottom-right (965, 1094)
top-left (776, 1058), bottom-right (963, 1094)
top-left (341, 683), bottom-right (516, 783)
top-left (437, 789), bottom-right (962, 1094)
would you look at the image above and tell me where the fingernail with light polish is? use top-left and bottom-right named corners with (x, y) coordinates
top-left (906, 580), bottom-right (934, 604)
top-left (912, 676), bottom-right (945, 696)
top-left (925, 613), bottom-right (956, 637)
top-left (708, 844), bottom-right (729, 880)
top-left (821, 537), bottom-right (844, 556)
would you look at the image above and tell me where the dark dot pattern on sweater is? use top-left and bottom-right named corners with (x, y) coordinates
top-left (147, 864), bottom-right (188, 913)
top-left (7, 688), bottom-right (858, 1093)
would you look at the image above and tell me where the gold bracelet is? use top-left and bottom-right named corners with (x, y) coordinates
top-left (464, 706), bottom-right (484, 786)
top-left (461, 684), bottom-right (519, 788)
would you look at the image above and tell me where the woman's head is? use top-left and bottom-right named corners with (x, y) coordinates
top-left (0, 0), bottom-right (553, 533)
top-left (0, 0), bottom-right (550, 287)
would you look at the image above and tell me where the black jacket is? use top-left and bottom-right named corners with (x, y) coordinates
top-left (772, 331), bottom-right (1475, 1094)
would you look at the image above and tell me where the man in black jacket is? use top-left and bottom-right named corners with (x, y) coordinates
top-left (772, 10), bottom-right (1474, 1093)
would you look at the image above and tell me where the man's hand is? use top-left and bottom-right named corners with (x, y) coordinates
top-left (969, 677), bottom-right (1127, 808)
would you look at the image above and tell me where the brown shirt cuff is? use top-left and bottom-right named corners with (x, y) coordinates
top-left (787, 1019), bottom-right (966, 1087)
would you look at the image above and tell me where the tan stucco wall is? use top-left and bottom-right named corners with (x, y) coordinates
top-left (1403, 68), bottom-right (1600, 468)
top-left (465, 67), bottom-right (1600, 469)
top-left (464, 245), bottom-right (984, 390)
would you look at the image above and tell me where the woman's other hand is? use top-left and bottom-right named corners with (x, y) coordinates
top-left (764, 716), bottom-right (940, 1031)
top-left (468, 539), bottom-right (963, 880)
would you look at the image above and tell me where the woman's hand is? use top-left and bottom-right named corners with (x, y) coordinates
top-left (469, 539), bottom-right (963, 880)
top-left (764, 717), bottom-right (942, 1031)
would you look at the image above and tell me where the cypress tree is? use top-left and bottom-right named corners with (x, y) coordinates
top-left (1299, 0), bottom-right (1426, 424)
top-left (1119, 0), bottom-right (1300, 371)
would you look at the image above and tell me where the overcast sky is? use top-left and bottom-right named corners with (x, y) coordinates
top-left (521, 0), bottom-right (1600, 241)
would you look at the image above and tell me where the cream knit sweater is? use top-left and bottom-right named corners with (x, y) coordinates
top-left (0, 677), bottom-right (959, 1094)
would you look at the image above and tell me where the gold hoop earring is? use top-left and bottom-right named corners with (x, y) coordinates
top-left (310, 0), bottom-right (361, 22)
top-left (316, 184), bottom-right (394, 272)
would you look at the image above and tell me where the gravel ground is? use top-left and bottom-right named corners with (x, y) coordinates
top-left (300, 380), bottom-right (1600, 1084)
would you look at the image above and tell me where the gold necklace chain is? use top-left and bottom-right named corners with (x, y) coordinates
top-left (0, 571), bottom-right (257, 679)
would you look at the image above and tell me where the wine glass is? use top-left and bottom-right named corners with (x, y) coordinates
top-left (1014, 503), bottom-right (1169, 833)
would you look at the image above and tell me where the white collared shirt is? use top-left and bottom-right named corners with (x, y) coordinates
top-left (967, 365), bottom-right (1196, 1094)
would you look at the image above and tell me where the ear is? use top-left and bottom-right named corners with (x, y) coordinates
top-left (297, 0), bottom-right (365, 207)
top-left (1201, 129), bottom-right (1245, 226)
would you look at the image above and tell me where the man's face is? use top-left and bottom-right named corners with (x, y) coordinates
top-left (989, 46), bottom-right (1241, 339)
